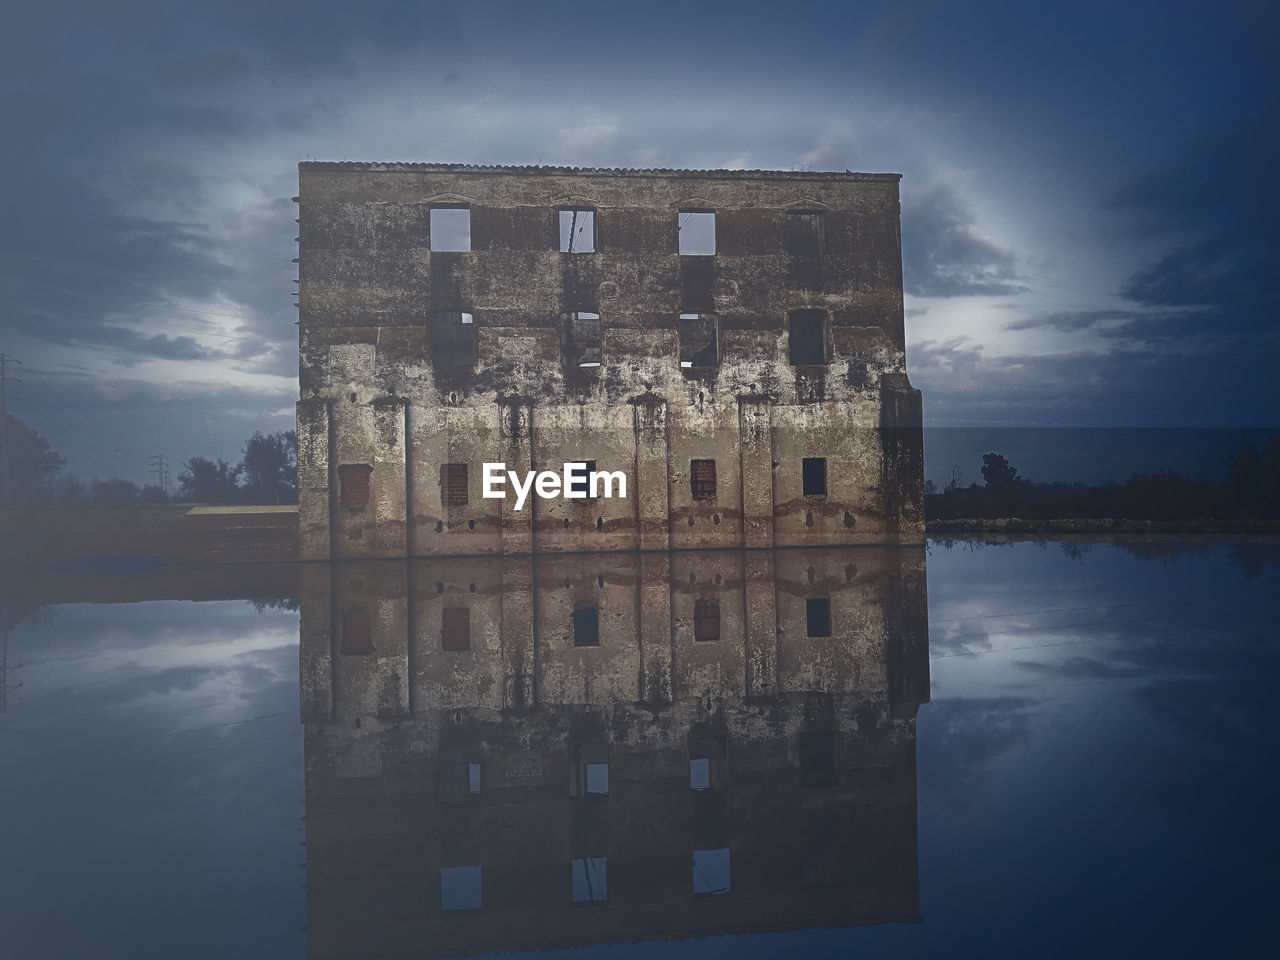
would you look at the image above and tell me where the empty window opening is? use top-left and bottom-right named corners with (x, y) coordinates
top-left (430, 311), bottom-right (474, 369)
top-left (440, 463), bottom-right (469, 506)
top-left (786, 211), bottom-right (825, 257)
top-left (692, 848), bottom-right (731, 895)
top-left (573, 606), bottom-right (600, 646)
top-left (690, 757), bottom-right (712, 790)
top-left (690, 735), bottom-right (727, 790)
top-left (562, 311), bottom-right (601, 367)
top-left (789, 309), bottom-right (827, 365)
top-left (679, 313), bottom-right (717, 367)
top-left (584, 762), bottom-right (609, 795)
top-left (442, 606), bottom-right (470, 651)
top-left (338, 464), bottom-right (372, 509)
top-left (440, 866), bottom-right (482, 911)
top-left (678, 210), bottom-right (716, 256)
top-left (806, 597), bottom-right (831, 638)
top-left (340, 607), bottom-right (373, 655)
top-left (694, 598), bottom-right (721, 642)
top-left (430, 206), bottom-right (471, 252)
top-left (800, 731), bottom-right (838, 787)
top-left (802, 457), bottom-right (827, 497)
top-left (571, 857), bottom-right (609, 903)
top-left (690, 459), bottom-right (717, 501)
top-left (559, 208), bottom-right (596, 253)
top-left (439, 754), bottom-right (482, 803)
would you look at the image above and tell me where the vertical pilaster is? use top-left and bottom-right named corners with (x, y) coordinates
top-left (500, 400), bottom-right (535, 554)
top-left (501, 555), bottom-right (537, 710)
top-left (743, 549), bottom-right (779, 701)
top-left (298, 562), bottom-right (333, 723)
top-left (639, 551), bottom-right (674, 706)
top-left (296, 398), bottom-right (331, 560)
top-left (738, 398), bottom-right (775, 549)
top-left (633, 397), bottom-right (671, 552)
top-left (372, 398), bottom-right (408, 557)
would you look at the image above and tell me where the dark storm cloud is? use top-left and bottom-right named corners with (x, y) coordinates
top-left (901, 180), bottom-right (1024, 298)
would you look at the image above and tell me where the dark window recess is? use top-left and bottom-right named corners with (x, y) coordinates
top-left (679, 210), bottom-right (716, 255)
top-left (571, 857), bottom-right (609, 903)
top-left (562, 311), bottom-right (601, 368)
top-left (806, 597), bottom-right (832, 638)
top-left (338, 464), bottom-right (373, 509)
top-left (802, 457), bottom-right (827, 497)
top-left (430, 311), bottom-right (474, 369)
top-left (690, 459), bottom-right (717, 501)
top-left (559, 208), bottom-right (596, 253)
top-left (572, 743), bottom-right (609, 796)
top-left (789, 309), bottom-right (827, 365)
top-left (694, 598), bottom-right (721, 642)
top-left (440, 866), bottom-right (482, 911)
top-left (439, 754), bottom-right (482, 804)
top-left (573, 606), bottom-right (600, 646)
top-left (679, 313), bottom-right (717, 368)
top-left (340, 607), bottom-right (373, 655)
top-left (442, 607), bottom-right (471, 651)
top-left (786, 211), bottom-right (825, 257)
top-left (691, 848), bottom-right (731, 895)
top-left (689, 734), bottom-right (728, 790)
top-left (800, 731), bottom-right (838, 787)
top-left (440, 463), bottom-right (469, 506)
top-left (429, 206), bottom-right (470, 252)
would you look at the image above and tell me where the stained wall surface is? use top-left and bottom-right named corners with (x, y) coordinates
top-left (296, 164), bottom-right (923, 557)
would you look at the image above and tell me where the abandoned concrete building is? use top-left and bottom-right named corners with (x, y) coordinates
top-left (299, 546), bottom-right (929, 956)
top-left (295, 163), bottom-right (923, 558)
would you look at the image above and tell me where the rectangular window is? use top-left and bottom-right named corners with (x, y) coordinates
top-left (571, 857), bottom-right (609, 903)
top-left (562, 311), bottom-right (601, 368)
top-left (440, 463), bottom-right (469, 506)
top-left (442, 606), bottom-right (470, 651)
top-left (440, 865), bottom-right (482, 911)
top-left (584, 761), bottom-right (609, 795)
top-left (693, 598), bottom-right (720, 642)
top-left (559, 208), bottom-right (596, 253)
top-left (800, 731), bottom-right (838, 787)
top-left (430, 311), bottom-right (474, 369)
top-left (338, 464), bottom-right (372, 509)
top-left (679, 313), bottom-right (717, 368)
top-left (786, 211), bottom-right (825, 257)
top-left (806, 597), bottom-right (831, 638)
top-left (802, 457), bottom-right (827, 497)
top-left (340, 607), bottom-right (373, 655)
top-left (689, 734), bottom-right (727, 790)
top-left (690, 459), bottom-right (717, 501)
top-left (691, 848), bottom-right (731, 895)
top-left (678, 210), bottom-right (716, 255)
top-left (789, 309), bottom-right (827, 365)
top-left (467, 761), bottom-right (481, 795)
top-left (573, 606), bottom-right (600, 646)
top-left (430, 206), bottom-right (470, 252)
top-left (439, 754), bottom-right (482, 803)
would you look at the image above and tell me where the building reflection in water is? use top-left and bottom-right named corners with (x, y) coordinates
top-left (299, 546), bottom-right (929, 957)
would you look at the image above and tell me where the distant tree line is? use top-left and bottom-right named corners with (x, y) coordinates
top-left (1, 412), bottom-right (297, 508)
top-left (926, 436), bottom-right (1280, 521)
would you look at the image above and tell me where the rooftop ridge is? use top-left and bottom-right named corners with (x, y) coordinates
top-left (298, 161), bottom-right (901, 181)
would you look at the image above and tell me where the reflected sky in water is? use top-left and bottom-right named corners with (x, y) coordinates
top-left (1, 540), bottom-right (1275, 958)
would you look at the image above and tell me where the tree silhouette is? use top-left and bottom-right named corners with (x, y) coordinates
top-left (981, 453), bottom-right (1022, 489)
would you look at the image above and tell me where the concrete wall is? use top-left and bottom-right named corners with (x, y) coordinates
top-left (296, 164), bottom-right (923, 558)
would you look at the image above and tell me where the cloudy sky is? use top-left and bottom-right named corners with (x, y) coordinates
top-left (2, 0), bottom-right (1276, 485)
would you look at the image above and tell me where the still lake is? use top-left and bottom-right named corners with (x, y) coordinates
top-left (1, 539), bottom-right (1275, 959)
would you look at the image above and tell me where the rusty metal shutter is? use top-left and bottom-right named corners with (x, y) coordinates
top-left (694, 598), bottom-right (720, 641)
top-left (338, 464), bottom-right (373, 509)
top-left (340, 607), bottom-right (373, 655)
top-left (440, 463), bottom-right (469, 506)
top-left (442, 606), bottom-right (470, 650)
top-left (690, 459), bottom-right (717, 501)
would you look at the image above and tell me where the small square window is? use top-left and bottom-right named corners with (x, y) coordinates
top-left (430, 311), bottom-right (474, 369)
top-left (679, 210), bottom-right (716, 256)
top-left (562, 311), bottom-right (601, 368)
top-left (786, 211), bottom-right (825, 257)
top-left (440, 463), bottom-right (468, 506)
top-left (442, 606), bottom-right (470, 651)
top-left (559, 208), bottom-right (596, 253)
top-left (679, 313), bottom-right (717, 368)
top-left (690, 756), bottom-right (712, 790)
top-left (693, 598), bottom-right (720, 642)
top-left (584, 762), bottom-right (609, 795)
top-left (430, 207), bottom-right (471, 252)
top-left (340, 607), bottom-right (373, 655)
top-left (692, 848), bottom-right (730, 895)
top-left (690, 459), bottom-right (717, 501)
top-left (571, 857), bottom-right (609, 903)
top-left (573, 607), bottom-right (600, 646)
top-left (789, 309), bottom-right (827, 365)
top-left (337, 464), bottom-right (372, 509)
top-left (800, 731), bottom-right (837, 787)
top-left (440, 865), bottom-right (482, 911)
top-left (806, 597), bottom-right (831, 638)
top-left (802, 457), bottom-right (827, 497)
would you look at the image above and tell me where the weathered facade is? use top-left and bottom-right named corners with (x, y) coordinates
top-left (295, 163), bottom-right (923, 557)
top-left (300, 546), bottom-right (929, 956)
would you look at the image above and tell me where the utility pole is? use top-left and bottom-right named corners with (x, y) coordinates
top-left (0, 352), bottom-right (23, 509)
top-left (147, 453), bottom-right (170, 497)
